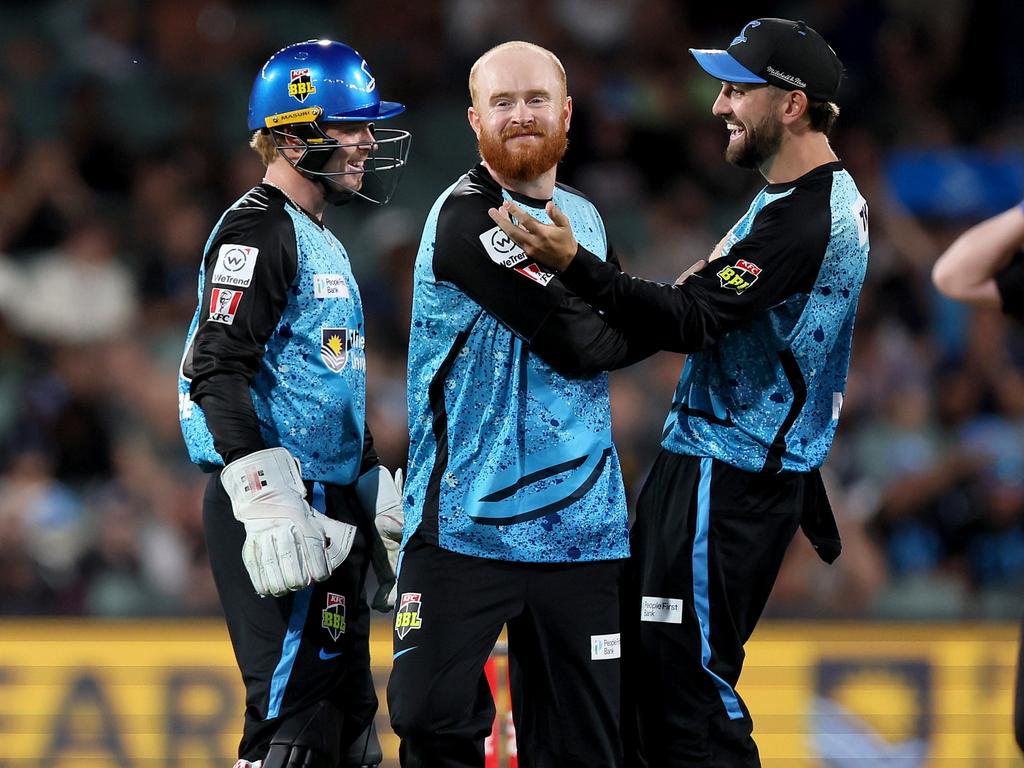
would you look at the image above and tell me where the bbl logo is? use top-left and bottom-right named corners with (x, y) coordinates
top-left (395, 592), bottom-right (423, 639)
top-left (321, 593), bottom-right (346, 640)
top-left (321, 327), bottom-right (364, 373)
top-left (717, 258), bottom-right (762, 294)
top-left (289, 68), bottom-right (317, 102)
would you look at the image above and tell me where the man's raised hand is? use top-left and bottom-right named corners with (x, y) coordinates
top-left (488, 199), bottom-right (579, 272)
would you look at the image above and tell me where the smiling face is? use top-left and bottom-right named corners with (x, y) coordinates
top-left (468, 44), bottom-right (571, 182)
top-left (319, 121), bottom-right (376, 193)
top-left (712, 82), bottom-right (785, 169)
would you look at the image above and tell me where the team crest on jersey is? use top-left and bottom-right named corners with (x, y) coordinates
top-left (321, 593), bottom-right (346, 640)
top-left (395, 592), bottom-right (423, 639)
top-left (289, 68), bottom-right (317, 102)
top-left (320, 327), bottom-right (364, 372)
top-left (717, 258), bottom-right (761, 294)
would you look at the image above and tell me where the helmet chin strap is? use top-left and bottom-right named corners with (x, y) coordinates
top-left (287, 137), bottom-right (355, 207)
top-left (317, 176), bottom-right (356, 207)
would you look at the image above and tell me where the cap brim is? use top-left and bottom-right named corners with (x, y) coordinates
top-left (325, 100), bottom-right (406, 121)
top-left (689, 49), bottom-right (766, 84)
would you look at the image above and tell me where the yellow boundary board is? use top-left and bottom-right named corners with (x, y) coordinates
top-left (0, 620), bottom-right (1019, 766)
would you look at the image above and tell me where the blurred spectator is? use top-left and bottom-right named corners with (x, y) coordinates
top-left (0, 142), bottom-right (95, 256)
top-left (0, 218), bottom-right (137, 343)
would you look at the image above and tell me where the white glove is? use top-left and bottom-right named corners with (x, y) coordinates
top-left (356, 464), bottom-right (404, 611)
top-left (221, 447), bottom-right (357, 597)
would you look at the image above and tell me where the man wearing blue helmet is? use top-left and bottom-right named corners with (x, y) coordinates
top-left (177, 40), bottom-right (410, 768)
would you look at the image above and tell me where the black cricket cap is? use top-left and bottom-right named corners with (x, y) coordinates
top-left (689, 18), bottom-right (843, 102)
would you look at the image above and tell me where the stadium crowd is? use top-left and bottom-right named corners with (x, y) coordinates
top-left (1, 0), bottom-right (1023, 621)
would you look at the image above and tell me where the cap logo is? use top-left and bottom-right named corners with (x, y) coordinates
top-left (731, 20), bottom-right (760, 45)
top-left (765, 66), bottom-right (807, 89)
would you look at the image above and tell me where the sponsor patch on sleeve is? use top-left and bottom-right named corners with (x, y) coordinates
top-left (479, 225), bottom-right (528, 268)
top-left (211, 244), bottom-right (259, 287)
top-left (513, 262), bottom-right (555, 286)
top-left (208, 287), bottom-right (243, 325)
top-left (478, 225), bottom-right (556, 286)
top-left (716, 258), bottom-right (761, 294)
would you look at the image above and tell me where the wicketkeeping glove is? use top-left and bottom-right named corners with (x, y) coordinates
top-left (356, 464), bottom-right (404, 611)
top-left (221, 447), bottom-right (357, 597)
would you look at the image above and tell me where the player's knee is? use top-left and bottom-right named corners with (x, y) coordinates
top-left (388, 692), bottom-right (448, 743)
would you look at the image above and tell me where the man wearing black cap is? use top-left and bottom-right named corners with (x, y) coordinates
top-left (488, 17), bottom-right (868, 767)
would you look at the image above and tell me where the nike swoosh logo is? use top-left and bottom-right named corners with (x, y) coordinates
top-left (319, 649), bottom-right (342, 660)
top-left (393, 646), bottom-right (418, 661)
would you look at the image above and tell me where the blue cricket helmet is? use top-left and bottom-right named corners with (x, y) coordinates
top-left (248, 39), bottom-right (405, 130)
top-left (248, 39), bottom-right (411, 206)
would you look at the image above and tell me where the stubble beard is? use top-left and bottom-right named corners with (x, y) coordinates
top-left (726, 114), bottom-right (783, 170)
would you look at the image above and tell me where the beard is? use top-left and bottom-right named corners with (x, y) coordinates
top-left (725, 114), bottom-right (783, 169)
top-left (479, 121), bottom-right (568, 182)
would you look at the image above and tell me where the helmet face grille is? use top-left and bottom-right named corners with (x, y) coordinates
top-left (271, 125), bottom-right (412, 206)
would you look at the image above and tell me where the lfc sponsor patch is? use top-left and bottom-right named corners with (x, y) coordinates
top-left (313, 274), bottom-right (350, 299)
top-left (289, 68), bottom-right (316, 102)
top-left (716, 258), bottom-right (761, 294)
top-left (591, 633), bottom-right (621, 660)
top-left (395, 592), bottom-right (423, 639)
top-left (322, 592), bottom-right (347, 640)
top-left (209, 287), bottom-right (243, 325)
top-left (211, 244), bottom-right (259, 288)
top-left (641, 596), bottom-right (683, 624)
top-left (320, 328), bottom-right (365, 373)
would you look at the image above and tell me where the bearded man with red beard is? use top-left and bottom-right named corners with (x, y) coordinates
top-left (388, 41), bottom-right (651, 768)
